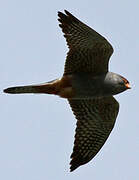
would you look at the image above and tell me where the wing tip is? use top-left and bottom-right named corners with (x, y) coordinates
top-left (69, 152), bottom-right (85, 172)
top-left (70, 165), bottom-right (78, 172)
top-left (58, 10), bottom-right (79, 25)
top-left (70, 160), bottom-right (80, 172)
top-left (58, 9), bottom-right (73, 17)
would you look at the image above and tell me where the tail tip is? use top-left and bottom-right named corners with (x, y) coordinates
top-left (3, 87), bottom-right (16, 94)
top-left (4, 88), bottom-right (10, 93)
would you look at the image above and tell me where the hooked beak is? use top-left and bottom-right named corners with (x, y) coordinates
top-left (125, 83), bottom-right (131, 89)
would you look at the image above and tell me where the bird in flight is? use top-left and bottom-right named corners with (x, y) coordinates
top-left (4, 10), bottom-right (131, 172)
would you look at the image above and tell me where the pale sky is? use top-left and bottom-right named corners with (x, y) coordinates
top-left (1, 0), bottom-right (139, 180)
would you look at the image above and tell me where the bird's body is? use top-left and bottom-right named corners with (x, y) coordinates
top-left (4, 10), bottom-right (130, 171)
top-left (5, 72), bottom-right (129, 99)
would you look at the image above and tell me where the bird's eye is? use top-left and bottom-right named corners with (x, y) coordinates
top-left (119, 82), bottom-right (124, 85)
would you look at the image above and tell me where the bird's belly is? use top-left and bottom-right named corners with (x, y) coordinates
top-left (58, 74), bottom-right (104, 99)
top-left (71, 74), bottom-right (104, 99)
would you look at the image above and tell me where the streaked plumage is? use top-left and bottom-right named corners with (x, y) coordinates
top-left (4, 10), bottom-right (130, 171)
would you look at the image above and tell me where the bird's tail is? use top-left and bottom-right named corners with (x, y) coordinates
top-left (3, 79), bottom-right (60, 95)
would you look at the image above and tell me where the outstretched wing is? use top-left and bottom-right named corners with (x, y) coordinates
top-left (58, 10), bottom-right (113, 75)
top-left (68, 96), bottom-right (119, 171)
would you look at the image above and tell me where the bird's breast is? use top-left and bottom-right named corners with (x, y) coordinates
top-left (57, 74), bottom-right (103, 99)
top-left (55, 73), bottom-right (116, 99)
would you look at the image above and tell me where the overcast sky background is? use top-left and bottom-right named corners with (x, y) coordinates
top-left (1, 0), bottom-right (139, 180)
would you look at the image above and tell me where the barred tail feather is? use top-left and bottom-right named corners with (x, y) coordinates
top-left (3, 82), bottom-right (58, 95)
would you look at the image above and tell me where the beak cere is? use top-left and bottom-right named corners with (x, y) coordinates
top-left (125, 83), bottom-right (131, 89)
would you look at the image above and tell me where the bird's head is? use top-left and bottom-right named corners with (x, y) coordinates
top-left (103, 72), bottom-right (131, 96)
top-left (113, 74), bottom-right (131, 95)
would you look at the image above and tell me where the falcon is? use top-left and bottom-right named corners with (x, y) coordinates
top-left (4, 10), bottom-right (131, 171)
